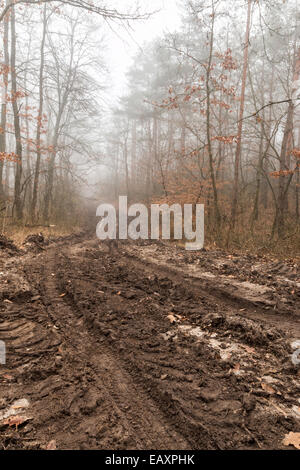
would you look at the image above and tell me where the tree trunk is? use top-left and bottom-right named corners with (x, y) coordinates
top-left (296, 128), bottom-right (300, 220)
top-left (31, 4), bottom-right (47, 222)
top-left (230, 0), bottom-right (252, 232)
top-left (0, 3), bottom-right (9, 202)
top-left (131, 120), bottom-right (137, 192)
top-left (206, 2), bottom-right (221, 229)
top-left (11, 3), bottom-right (23, 220)
top-left (276, 47), bottom-right (300, 237)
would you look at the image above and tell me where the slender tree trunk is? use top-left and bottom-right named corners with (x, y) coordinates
top-left (0, 3), bottom-right (9, 202)
top-left (43, 133), bottom-right (57, 222)
top-left (31, 4), bottom-right (47, 222)
top-left (181, 125), bottom-right (186, 155)
top-left (44, 21), bottom-right (76, 223)
top-left (250, 59), bottom-right (266, 227)
top-left (277, 102), bottom-right (294, 237)
top-left (114, 144), bottom-right (119, 200)
top-left (11, 3), bottom-right (23, 220)
top-left (296, 127), bottom-right (300, 221)
top-left (252, 131), bottom-right (264, 223)
top-left (23, 30), bottom-right (33, 218)
top-left (124, 138), bottom-right (129, 198)
top-left (229, 0), bottom-right (252, 232)
top-left (276, 47), bottom-right (300, 237)
top-left (4, 160), bottom-right (10, 195)
top-left (146, 119), bottom-right (153, 202)
top-left (131, 120), bottom-right (137, 192)
top-left (206, 1), bottom-right (221, 229)
top-left (261, 65), bottom-right (275, 210)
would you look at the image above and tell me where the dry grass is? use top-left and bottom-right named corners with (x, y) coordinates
top-left (2, 225), bottom-right (82, 248)
top-left (170, 211), bottom-right (300, 263)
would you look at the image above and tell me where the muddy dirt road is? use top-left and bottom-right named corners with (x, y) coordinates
top-left (0, 234), bottom-right (299, 450)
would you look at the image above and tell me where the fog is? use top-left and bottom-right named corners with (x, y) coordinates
top-left (0, 0), bottom-right (299, 246)
top-left (106, 0), bottom-right (181, 98)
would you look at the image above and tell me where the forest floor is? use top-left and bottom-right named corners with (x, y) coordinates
top-left (0, 232), bottom-right (299, 450)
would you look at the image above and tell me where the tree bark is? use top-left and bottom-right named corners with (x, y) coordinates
top-left (276, 47), bottom-right (300, 237)
top-left (206, 1), bottom-right (221, 229)
top-left (31, 3), bottom-right (47, 222)
top-left (0, 2), bottom-right (9, 202)
top-left (11, 3), bottom-right (23, 220)
top-left (229, 0), bottom-right (252, 232)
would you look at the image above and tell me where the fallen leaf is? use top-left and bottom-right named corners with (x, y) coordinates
top-left (261, 382), bottom-right (276, 395)
top-left (232, 364), bottom-right (243, 376)
top-left (46, 440), bottom-right (57, 450)
top-left (243, 345), bottom-right (256, 354)
top-left (167, 314), bottom-right (177, 324)
top-left (175, 314), bottom-right (184, 321)
top-left (31, 295), bottom-right (41, 302)
top-left (59, 293), bottom-right (66, 298)
top-left (2, 374), bottom-right (13, 380)
top-left (161, 374), bottom-right (168, 380)
top-left (282, 432), bottom-right (300, 450)
top-left (2, 415), bottom-right (30, 429)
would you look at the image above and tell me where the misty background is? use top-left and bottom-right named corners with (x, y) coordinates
top-left (0, 0), bottom-right (299, 256)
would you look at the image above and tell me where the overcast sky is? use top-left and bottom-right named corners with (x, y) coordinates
top-left (106, 0), bottom-right (181, 98)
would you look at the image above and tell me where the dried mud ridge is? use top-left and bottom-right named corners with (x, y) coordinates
top-left (0, 233), bottom-right (299, 450)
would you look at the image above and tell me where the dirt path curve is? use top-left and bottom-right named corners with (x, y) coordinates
top-left (0, 235), bottom-right (299, 450)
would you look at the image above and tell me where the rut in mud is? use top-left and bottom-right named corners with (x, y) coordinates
top-left (0, 234), bottom-right (299, 450)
